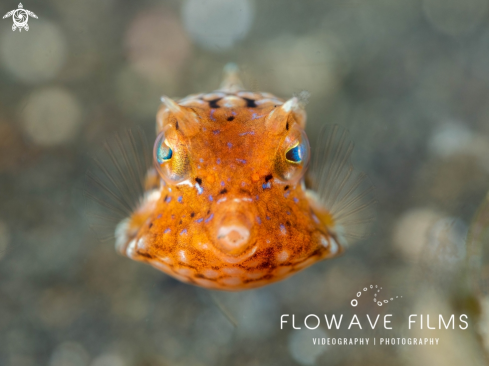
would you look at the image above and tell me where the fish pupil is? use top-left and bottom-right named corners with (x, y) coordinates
top-left (157, 143), bottom-right (172, 163)
top-left (285, 145), bottom-right (302, 163)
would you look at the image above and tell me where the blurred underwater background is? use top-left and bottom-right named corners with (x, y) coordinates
top-left (1, 0), bottom-right (489, 365)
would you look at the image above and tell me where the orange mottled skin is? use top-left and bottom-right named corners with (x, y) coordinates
top-left (117, 89), bottom-right (340, 290)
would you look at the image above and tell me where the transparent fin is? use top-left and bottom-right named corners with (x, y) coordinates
top-left (308, 124), bottom-right (376, 245)
top-left (218, 63), bottom-right (245, 93)
top-left (82, 129), bottom-right (153, 243)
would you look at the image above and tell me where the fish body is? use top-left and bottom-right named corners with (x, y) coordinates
top-left (112, 66), bottom-right (372, 291)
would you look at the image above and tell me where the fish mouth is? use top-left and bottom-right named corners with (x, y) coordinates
top-left (217, 224), bottom-right (250, 251)
top-left (210, 199), bottom-right (257, 258)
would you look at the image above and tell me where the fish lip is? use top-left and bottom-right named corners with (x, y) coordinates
top-left (209, 198), bottom-right (258, 259)
top-left (208, 240), bottom-right (258, 264)
top-left (213, 213), bottom-right (254, 256)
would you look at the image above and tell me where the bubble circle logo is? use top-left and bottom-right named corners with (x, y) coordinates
top-left (3, 3), bottom-right (38, 32)
top-left (351, 285), bottom-right (402, 307)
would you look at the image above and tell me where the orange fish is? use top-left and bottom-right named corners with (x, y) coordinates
top-left (97, 65), bottom-right (374, 291)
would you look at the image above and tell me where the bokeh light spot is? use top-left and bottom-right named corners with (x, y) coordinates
top-left (20, 87), bottom-right (82, 146)
top-left (182, 0), bottom-right (254, 51)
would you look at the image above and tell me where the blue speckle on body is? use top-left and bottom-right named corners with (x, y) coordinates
top-left (286, 211), bottom-right (291, 215)
top-left (213, 130), bottom-right (220, 135)
top-left (205, 213), bottom-right (214, 223)
top-left (221, 181), bottom-right (225, 187)
top-left (210, 109), bottom-right (217, 121)
top-left (164, 228), bottom-right (171, 234)
top-left (255, 195), bottom-right (259, 201)
top-left (256, 216), bottom-right (262, 224)
top-left (251, 113), bottom-right (265, 120)
top-left (199, 158), bottom-right (203, 163)
top-left (262, 182), bottom-right (271, 189)
top-left (293, 197), bottom-right (299, 203)
top-left (280, 224), bottom-right (286, 235)
top-left (180, 229), bottom-right (187, 235)
top-left (266, 216), bottom-right (271, 220)
top-left (195, 218), bottom-right (203, 223)
top-left (227, 142), bottom-right (233, 149)
top-left (236, 158), bottom-right (247, 164)
top-left (165, 196), bottom-right (172, 203)
top-left (178, 196), bottom-right (183, 203)
top-left (284, 191), bottom-right (291, 198)
top-left (239, 131), bottom-right (254, 136)
top-left (217, 158), bottom-right (221, 164)
top-left (209, 195), bottom-right (213, 201)
top-left (196, 184), bottom-right (203, 195)
top-left (157, 214), bottom-right (162, 219)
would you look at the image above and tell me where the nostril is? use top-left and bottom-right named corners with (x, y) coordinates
top-left (217, 225), bottom-right (250, 253)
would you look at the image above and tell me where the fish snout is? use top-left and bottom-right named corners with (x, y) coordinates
top-left (213, 208), bottom-right (255, 256)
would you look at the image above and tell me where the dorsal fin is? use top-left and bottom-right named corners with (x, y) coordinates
top-left (218, 63), bottom-right (245, 93)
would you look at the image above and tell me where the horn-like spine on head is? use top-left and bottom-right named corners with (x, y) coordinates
top-left (265, 97), bottom-right (306, 134)
top-left (158, 96), bottom-right (200, 137)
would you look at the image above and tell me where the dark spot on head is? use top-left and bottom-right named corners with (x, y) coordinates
top-left (164, 195), bottom-right (168, 201)
top-left (286, 221), bottom-right (291, 226)
top-left (265, 174), bottom-right (273, 182)
top-left (227, 116), bottom-right (235, 121)
top-left (209, 99), bottom-right (221, 108)
top-left (195, 177), bottom-right (202, 185)
top-left (243, 98), bottom-right (257, 108)
top-left (195, 273), bottom-right (205, 279)
top-left (207, 209), bottom-right (210, 214)
top-left (175, 121), bottom-right (179, 130)
top-left (190, 212), bottom-right (195, 218)
top-left (284, 185), bottom-right (289, 191)
top-left (219, 188), bottom-right (228, 195)
top-left (286, 121), bottom-right (289, 130)
top-left (149, 222), bottom-right (153, 228)
top-left (179, 220), bottom-right (182, 225)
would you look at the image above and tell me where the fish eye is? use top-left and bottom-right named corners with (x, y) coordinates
top-left (285, 143), bottom-right (303, 164)
top-left (153, 128), bottom-right (189, 184)
top-left (156, 140), bottom-right (173, 163)
top-left (274, 125), bottom-right (310, 183)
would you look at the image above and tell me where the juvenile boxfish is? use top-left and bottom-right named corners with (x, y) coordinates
top-left (103, 65), bottom-right (374, 291)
